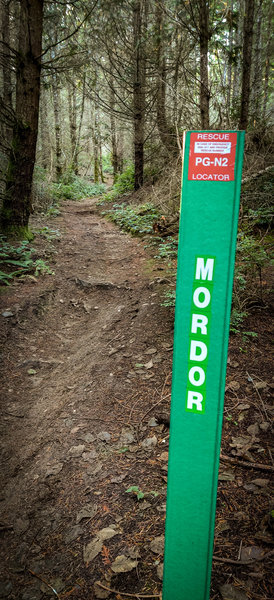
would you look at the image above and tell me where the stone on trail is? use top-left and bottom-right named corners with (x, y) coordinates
top-left (111, 554), bottom-right (138, 573)
top-left (68, 444), bottom-right (85, 457)
top-left (97, 431), bottom-right (111, 443)
top-left (76, 503), bottom-right (98, 524)
top-left (45, 462), bottom-right (63, 477)
top-left (141, 435), bottom-right (157, 450)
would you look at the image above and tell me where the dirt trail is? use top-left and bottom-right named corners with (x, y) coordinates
top-left (0, 198), bottom-right (173, 599)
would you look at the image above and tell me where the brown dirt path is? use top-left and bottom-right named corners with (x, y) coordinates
top-left (0, 198), bottom-right (273, 600)
top-left (0, 198), bottom-right (174, 599)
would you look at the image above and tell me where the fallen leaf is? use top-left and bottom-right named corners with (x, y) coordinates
top-left (111, 555), bottom-right (138, 573)
top-left (240, 545), bottom-right (265, 563)
top-left (76, 503), bottom-right (97, 524)
top-left (150, 535), bottom-right (165, 555)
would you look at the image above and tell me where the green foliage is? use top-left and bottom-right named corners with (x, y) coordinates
top-left (100, 164), bottom-right (135, 204)
top-left (0, 236), bottom-right (53, 286)
top-left (161, 289), bottom-right (176, 308)
top-left (33, 226), bottom-right (60, 241)
top-left (46, 205), bottom-right (61, 217)
top-left (104, 202), bottom-right (160, 235)
top-left (49, 173), bottom-right (106, 202)
top-left (125, 485), bottom-right (159, 501)
top-left (154, 237), bottom-right (178, 260)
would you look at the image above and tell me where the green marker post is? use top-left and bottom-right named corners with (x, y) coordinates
top-left (163, 131), bottom-right (245, 599)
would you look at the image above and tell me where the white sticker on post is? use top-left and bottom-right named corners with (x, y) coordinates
top-left (194, 142), bottom-right (231, 154)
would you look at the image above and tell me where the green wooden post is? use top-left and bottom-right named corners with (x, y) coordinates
top-left (163, 131), bottom-right (245, 600)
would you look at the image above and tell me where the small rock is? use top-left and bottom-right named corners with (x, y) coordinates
top-left (76, 503), bottom-right (97, 524)
top-left (144, 348), bottom-right (157, 354)
top-left (141, 436), bottom-right (157, 450)
top-left (119, 429), bottom-right (136, 445)
top-left (82, 450), bottom-right (98, 462)
top-left (150, 535), bottom-right (165, 555)
top-left (2, 311), bottom-right (13, 317)
top-left (218, 470), bottom-right (235, 481)
top-left (147, 417), bottom-right (158, 427)
top-left (45, 462), bottom-right (63, 477)
top-left (219, 584), bottom-right (248, 600)
top-left (237, 403), bottom-right (250, 410)
top-left (254, 381), bottom-right (268, 390)
top-left (259, 421), bottom-right (270, 432)
top-left (79, 432), bottom-right (96, 443)
top-left (251, 478), bottom-right (269, 487)
top-left (111, 555), bottom-right (138, 573)
top-left (158, 451), bottom-right (169, 462)
top-left (156, 563), bottom-right (164, 580)
top-left (247, 423), bottom-right (259, 436)
top-left (68, 444), bottom-right (85, 457)
top-left (97, 431), bottom-right (111, 443)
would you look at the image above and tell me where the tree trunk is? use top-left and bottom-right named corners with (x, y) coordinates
top-left (133, 0), bottom-right (145, 190)
top-left (155, 3), bottom-right (176, 153)
top-left (239, 0), bottom-right (255, 130)
top-left (0, 0), bottom-right (44, 235)
top-left (68, 78), bottom-right (77, 172)
top-left (1, 0), bottom-right (13, 144)
top-left (199, 0), bottom-right (210, 129)
top-left (262, 0), bottom-right (272, 122)
top-left (52, 71), bottom-right (62, 180)
top-left (109, 75), bottom-right (118, 179)
top-left (251, 0), bottom-right (263, 125)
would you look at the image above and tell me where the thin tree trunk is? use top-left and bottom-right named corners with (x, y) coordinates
top-left (109, 75), bottom-right (118, 179)
top-left (262, 0), bottom-right (272, 122)
top-left (52, 71), bottom-right (62, 179)
top-left (251, 0), bottom-right (263, 124)
top-left (1, 0), bottom-right (44, 235)
top-left (68, 78), bottom-right (77, 172)
top-left (1, 0), bottom-right (13, 143)
top-left (155, 3), bottom-right (176, 153)
top-left (226, 0), bottom-right (234, 125)
top-left (199, 0), bottom-right (210, 129)
top-left (239, 0), bottom-right (255, 130)
top-left (133, 0), bottom-right (145, 190)
top-left (93, 102), bottom-right (99, 183)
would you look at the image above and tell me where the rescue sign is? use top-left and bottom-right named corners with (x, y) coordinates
top-left (188, 131), bottom-right (237, 181)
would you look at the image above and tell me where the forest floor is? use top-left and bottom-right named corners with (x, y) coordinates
top-left (0, 197), bottom-right (273, 600)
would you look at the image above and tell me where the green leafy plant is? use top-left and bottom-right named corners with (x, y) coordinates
top-left (125, 485), bottom-right (159, 501)
top-left (99, 164), bottom-right (135, 204)
top-left (154, 237), bottom-right (178, 260)
top-left (161, 289), bottom-right (176, 308)
top-left (33, 226), bottom-right (60, 241)
top-left (49, 173), bottom-right (106, 202)
top-left (104, 202), bottom-right (161, 235)
top-left (0, 236), bottom-right (53, 286)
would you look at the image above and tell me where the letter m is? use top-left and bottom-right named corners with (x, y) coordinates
top-left (195, 257), bottom-right (215, 281)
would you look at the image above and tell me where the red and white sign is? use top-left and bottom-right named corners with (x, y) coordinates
top-left (188, 132), bottom-right (237, 182)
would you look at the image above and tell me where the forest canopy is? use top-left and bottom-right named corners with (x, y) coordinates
top-left (0, 0), bottom-right (273, 235)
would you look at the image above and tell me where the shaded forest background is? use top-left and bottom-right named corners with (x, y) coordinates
top-left (0, 0), bottom-right (273, 237)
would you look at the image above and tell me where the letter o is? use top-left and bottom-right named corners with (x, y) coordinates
top-left (193, 286), bottom-right (211, 308)
top-left (188, 366), bottom-right (205, 386)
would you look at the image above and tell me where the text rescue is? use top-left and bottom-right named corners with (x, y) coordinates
top-left (186, 256), bottom-right (215, 413)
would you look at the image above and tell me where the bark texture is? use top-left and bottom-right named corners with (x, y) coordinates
top-left (239, 0), bottom-right (255, 130)
top-left (1, 0), bottom-right (44, 233)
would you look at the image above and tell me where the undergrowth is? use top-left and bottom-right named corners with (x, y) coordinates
top-left (103, 202), bottom-right (161, 235)
top-left (0, 236), bottom-right (54, 286)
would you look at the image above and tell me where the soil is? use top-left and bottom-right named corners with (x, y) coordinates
top-left (0, 197), bottom-right (273, 600)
